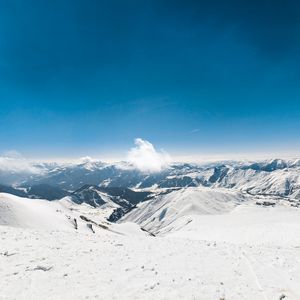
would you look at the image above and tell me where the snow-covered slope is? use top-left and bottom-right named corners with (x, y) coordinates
top-left (121, 187), bottom-right (248, 234)
top-left (164, 204), bottom-right (300, 246)
top-left (0, 193), bottom-right (148, 236)
top-left (0, 193), bottom-right (78, 231)
top-left (2, 188), bottom-right (300, 299)
top-left (3, 159), bottom-right (300, 299)
top-left (1, 193), bottom-right (300, 299)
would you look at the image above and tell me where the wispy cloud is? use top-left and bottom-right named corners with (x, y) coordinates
top-left (0, 151), bottom-right (40, 173)
top-left (127, 138), bottom-right (171, 173)
top-left (190, 128), bottom-right (200, 134)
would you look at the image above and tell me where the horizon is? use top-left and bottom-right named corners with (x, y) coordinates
top-left (2, 136), bottom-right (300, 165)
top-left (15, 152), bottom-right (300, 164)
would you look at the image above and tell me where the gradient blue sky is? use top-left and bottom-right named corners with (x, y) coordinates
top-left (0, 0), bottom-right (299, 159)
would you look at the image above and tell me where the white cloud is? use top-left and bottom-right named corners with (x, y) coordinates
top-left (0, 151), bottom-right (40, 174)
top-left (127, 138), bottom-right (171, 173)
top-left (78, 156), bottom-right (95, 163)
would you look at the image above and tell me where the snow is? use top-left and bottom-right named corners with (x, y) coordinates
top-left (59, 196), bottom-right (117, 223)
top-left (217, 167), bottom-right (300, 196)
top-left (165, 205), bottom-right (300, 246)
top-left (121, 187), bottom-right (248, 234)
top-left (0, 193), bottom-right (77, 231)
top-left (1, 192), bottom-right (300, 299)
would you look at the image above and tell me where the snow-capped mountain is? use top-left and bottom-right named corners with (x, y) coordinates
top-left (1, 158), bottom-right (300, 224)
top-left (121, 187), bottom-right (248, 234)
top-left (5, 158), bottom-right (300, 198)
top-left (0, 183), bottom-right (70, 200)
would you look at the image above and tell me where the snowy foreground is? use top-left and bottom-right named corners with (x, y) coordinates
top-left (1, 192), bottom-right (300, 300)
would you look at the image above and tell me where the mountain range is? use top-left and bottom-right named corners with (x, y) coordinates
top-left (1, 158), bottom-right (300, 223)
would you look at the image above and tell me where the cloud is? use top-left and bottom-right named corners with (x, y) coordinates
top-left (78, 156), bottom-right (95, 163)
top-left (190, 128), bottom-right (200, 134)
top-left (127, 138), bottom-right (171, 173)
top-left (0, 151), bottom-right (40, 174)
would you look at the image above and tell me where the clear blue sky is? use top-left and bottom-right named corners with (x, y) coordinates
top-left (0, 0), bottom-right (299, 159)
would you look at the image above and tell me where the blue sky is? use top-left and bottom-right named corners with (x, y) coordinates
top-left (0, 0), bottom-right (299, 159)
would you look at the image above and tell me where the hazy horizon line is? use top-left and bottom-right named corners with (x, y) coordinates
top-left (20, 152), bottom-right (300, 164)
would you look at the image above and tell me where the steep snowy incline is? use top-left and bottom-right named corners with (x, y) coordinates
top-left (0, 193), bottom-right (78, 231)
top-left (121, 187), bottom-right (248, 234)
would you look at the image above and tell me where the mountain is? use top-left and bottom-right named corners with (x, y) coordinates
top-left (13, 158), bottom-right (300, 198)
top-left (68, 185), bottom-right (153, 221)
top-left (0, 192), bottom-right (149, 235)
top-left (2, 158), bottom-right (300, 224)
top-left (121, 187), bottom-right (249, 234)
top-left (26, 184), bottom-right (70, 200)
top-left (71, 185), bottom-right (152, 207)
top-left (1, 161), bottom-right (300, 299)
top-left (0, 183), bottom-right (70, 200)
top-left (0, 184), bottom-right (27, 197)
